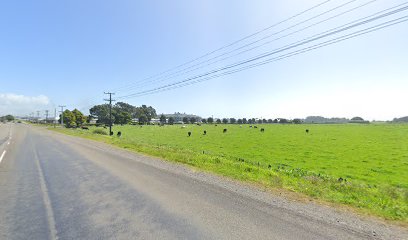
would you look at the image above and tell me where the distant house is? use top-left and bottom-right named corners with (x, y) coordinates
top-left (150, 118), bottom-right (161, 124)
top-left (89, 118), bottom-right (98, 124)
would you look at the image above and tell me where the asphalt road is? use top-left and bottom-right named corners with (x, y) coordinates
top-left (0, 123), bottom-right (406, 240)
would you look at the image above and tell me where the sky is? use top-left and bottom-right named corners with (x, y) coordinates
top-left (0, 0), bottom-right (407, 121)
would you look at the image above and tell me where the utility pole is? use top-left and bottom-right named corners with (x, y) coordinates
top-left (54, 108), bottom-right (57, 128)
top-left (58, 105), bottom-right (66, 127)
top-left (36, 111), bottom-right (40, 123)
top-left (45, 110), bottom-right (49, 124)
top-left (104, 92), bottom-right (115, 135)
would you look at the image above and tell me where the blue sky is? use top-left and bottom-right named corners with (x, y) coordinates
top-left (1, 0), bottom-right (407, 120)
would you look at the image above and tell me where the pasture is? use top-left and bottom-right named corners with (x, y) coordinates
top-left (53, 123), bottom-right (408, 221)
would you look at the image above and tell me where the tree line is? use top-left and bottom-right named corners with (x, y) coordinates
top-left (158, 116), bottom-right (303, 125)
top-left (89, 102), bottom-right (157, 125)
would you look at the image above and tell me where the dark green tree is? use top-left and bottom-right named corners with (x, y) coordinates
top-left (160, 114), bottom-right (167, 124)
top-left (190, 117), bottom-right (197, 123)
top-left (201, 118), bottom-right (207, 124)
top-left (229, 118), bottom-right (236, 124)
top-left (207, 117), bottom-right (214, 124)
top-left (182, 117), bottom-right (189, 124)
top-left (237, 119), bottom-right (243, 124)
top-left (168, 117), bottom-right (175, 125)
top-left (138, 115), bottom-right (148, 124)
top-left (89, 104), bottom-right (111, 124)
top-left (279, 118), bottom-right (288, 124)
top-left (243, 118), bottom-right (247, 124)
top-left (216, 119), bottom-right (221, 124)
top-left (222, 118), bottom-right (228, 124)
top-left (5, 115), bottom-right (14, 121)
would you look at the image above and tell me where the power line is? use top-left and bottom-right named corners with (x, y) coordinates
top-left (110, 0), bottom-right (334, 94)
top-left (119, 0), bottom-right (380, 93)
top-left (112, 0), bottom-right (365, 94)
top-left (116, 8), bottom-right (408, 99)
top-left (129, 17), bottom-right (408, 97)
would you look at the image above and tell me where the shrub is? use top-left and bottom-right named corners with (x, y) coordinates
top-left (92, 129), bottom-right (108, 135)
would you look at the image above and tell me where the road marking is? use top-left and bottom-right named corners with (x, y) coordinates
top-left (34, 148), bottom-right (58, 239)
top-left (0, 150), bottom-right (6, 163)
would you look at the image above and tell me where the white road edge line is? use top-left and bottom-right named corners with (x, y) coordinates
top-left (0, 150), bottom-right (6, 163)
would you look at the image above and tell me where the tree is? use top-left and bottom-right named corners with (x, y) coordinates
top-left (257, 119), bottom-right (262, 124)
top-left (293, 118), bottom-right (302, 124)
top-left (62, 110), bottom-right (76, 128)
top-left (216, 119), bottom-right (221, 124)
top-left (243, 118), bottom-right (247, 124)
top-left (72, 109), bottom-right (87, 127)
top-left (222, 118), bottom-right (228, 124)
top-left (183, 117), bottom-right (189, 124)
top-left (262, 119), bottom-right (267, 124)
top-left (279, 118), bottom-right (288, 124)
top-left (273, 119), bottom-right (278, 123)
top-left (190, 117), bottom-right (197, 123)
top-left (5, 115), bottom-right (14, 121)
top-left (267, 119), bottom-right (273, 123)
top-left (90, 104), bottom-right (111, 124)
top-left (168, 117), bottom-right (175, 125)
top-left (207, 117), bottom-right (214, 124)
top-left (201, 118), bottom-right (207, 124)
top-left (160, 114), bottom-right (167, 124)
top-left (230, 118), bottom-right (236, 124)
top-left (115, 111), bottom-right (131, 125)
top-left (248, 119), bottom-right (253, 124)
top-left (351, 116), bottom-right (364, 121)
top-left (237, 119), bottom-right (243, 124)
top-left (138, 115), bottom-right (148, 124)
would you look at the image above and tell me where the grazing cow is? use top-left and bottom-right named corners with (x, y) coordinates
top-left (181, 126), bottom-right (186, 129)
top-left (305, 129), bottom-right (309, 134)
top-left (81, 126), bottom-right (89, 130)
top-left (249, 125), bottom-right (252, 128)
top-left (103, 126), bottom-right (107, 129)
top-left (215, 124), bottom-right (218, 127)
top-left (254, 126), bottom-right (258, 129)
top-left (260, 128), bottom-right (265, 132)
top-left (188, 132), bottom-right (191, 137)
top-left (117, 131), bottom-right (122, 137)
top-left (223, 128), bottom-right (227, 133)
top-left (203, 130), bottom-right (207, 135)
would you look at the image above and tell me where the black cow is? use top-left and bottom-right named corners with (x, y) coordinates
top-left (117, 131), bottom-right (122, 137)
top-left (223, 128), bottom-right (227, 133)
top-left (306, 129), bottom-right (309, 134)
top-left (203, 130), bottom-right (207, 135)
top-left (260, 128), bottom-right (265, 132)
top-left (188, 132), bottom-right (192, 137)
top-left (81, 126), bottom-right (89, 130)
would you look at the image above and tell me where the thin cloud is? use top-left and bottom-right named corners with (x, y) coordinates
top-left (0, 93), bottom-right (51, 116)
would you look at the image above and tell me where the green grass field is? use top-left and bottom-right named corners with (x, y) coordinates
top-left (51, 123), bottom-right (408, 222)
